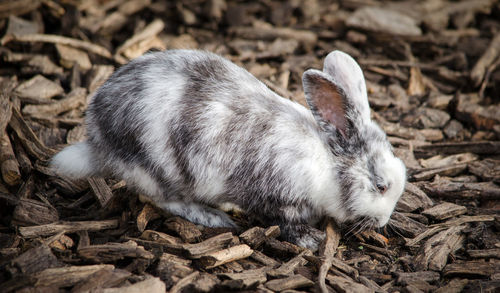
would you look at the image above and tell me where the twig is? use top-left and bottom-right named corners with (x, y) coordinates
top-left (318, 218), bottom-right (341, 293)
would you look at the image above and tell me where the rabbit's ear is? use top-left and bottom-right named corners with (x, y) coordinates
top-left (302, 69), bottom-right (348, 137)
top-left (322, 51), bottom-right (370, 122)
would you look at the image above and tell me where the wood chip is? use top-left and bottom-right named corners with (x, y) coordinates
top-left (165, 216), bottom-right (202, 243)
top-left (78, 240), bottom-right (154, 263)
top-left (71, 268), bottom-right (132, 293)
top-left (240, 225), bottom-right (280, 249)
top-left (12, 198), bottom-right (59, 226)
top-left (87, 177), bottom-right (114, 207)
top-left (55, 44), bottom-right (92, 71)
top-left (421, 202), bottom-right (467, 220)
top-left (182, 232), bottom-right (233, 259)
top-left (268, 250), bottom-right (311, 278)
top-left (34, 264), bottom-right (115, 287)
top-left (318, 219), bottom-right (341, 293)
top-left (197, 244), bottom-right (253, 269)
top-left (346, 7), bottom-right (422, 36)
top-left (326, 274), bottom-right (374, 293)
top-left (265, 274), bottom-right (314, 291)
top-left (14, 75), bottom-right (64, 103)
top-left (471, 32), bottom-right (500, 86)
top-left (19, 219), bottom-right (119, 238)
top-left (99, 276), bottom-right (166, 293)
top-left (7, 244), bottom-right (60, 277)
top-left (443, 261), bottom-right (499, 278)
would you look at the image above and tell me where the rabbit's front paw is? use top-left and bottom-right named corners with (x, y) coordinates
top-left (281, 223), bottom-right (325, 251)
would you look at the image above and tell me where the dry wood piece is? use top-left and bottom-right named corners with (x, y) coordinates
top-left (396, 271), bottom-right (440, 286)
top-left (434, 279), bottom-right (469, 293)
top-left (169, 271), bottom-right (200, 293)
top-left (346, 6), bottom-right (421, 36)
top-left (218, 268), bottom-right (268, 290)
top-left (140, 229), bottom-right (182, 245)
top-left (435, 215), bottom-right (495, 228)
top-left (396, 182), bottom-right (434, 213)
top-left (389, 212), bottom-right (427, 238)
top-left (265, 274), bottom-right (314, 291)
top-left (12, 198), bottom-right (59, 226)
top-left (414, 141), bottom-right (500, 157)
top-left (326, 274), bottom-right (373, 293)
top-left (1, 132), bottom-right (22, 186)
top-left (182, 232), bottom-right (233, 258)
top-left (419, 153), bottom-right (479, 169)
top-left (468, 159), bottom-right (500, 182)
top-left (268, 250), bottom-right (311, 278)
top-left (411, 163), bottom-right (467, 181)
top-left (96, 276), bottom-right (165, 293)
top-left (421, 202), bottom-right (467, 220)
top-left (421, 179), bottom-right (500, 200)
top-left (264, 237), bottom-right (304, 257)
top-left (87, 177), bottom-right (114, 207)
top-left (0, 0), bottom-right (41, 18)
top-left (22, 87), bottom-right (87, 118)
top-left (467, 249), bottom-right (500, 259)
top-left (197, 244), bottom-right (253, 269)
top-left (414, 225), bottom-right (467, 271)
top-left (19, 219), bottom-right (119, 238)
top-left (229, 26), bottom-right (317, 47)
top-left (114, 19), bottom-right (165, 63)
top-left (78, 240), bottom-right (154, 263)
top-left (9, 107), bottom-right (56, 160)
top-left (1, 33), bottom-right (112, 59)
top-left (0, 90), bottom-right (13, 134)
top-left (471, 32), bottom-right (500, 86)
top-left (7, 244), bottom-right (61, 277)
top-left (240, 225), bottom-right (280, 249)
top-left (318, 219), bottom-right (341, 293)
top-left (71, 268), bottom-right (132, 293)
top-left (455, 93), bottom-right (500, 130)
top-left (443, 261), bottom-right (498, 278)
top-left (34, 264), bottom-right (114, 287)
top-left (250, 250), bottom-right (281, 268)
top-left (55, 44), bottom-right (92, 71)
top-left (165, 216), bottom-right (202, 243)
top-left (136, 203), bottom-right (161, 232)
top-left (14, 74), bottom-right (64, 104)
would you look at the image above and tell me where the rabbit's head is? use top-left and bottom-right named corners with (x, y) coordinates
top-left (303, 51), bottom-right (406, 230)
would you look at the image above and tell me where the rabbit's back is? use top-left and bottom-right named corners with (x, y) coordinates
top-left (85, 50), bottom-right (333, 212)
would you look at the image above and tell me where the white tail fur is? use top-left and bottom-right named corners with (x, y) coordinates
top-left (50, 142), bottom-right (94, 179)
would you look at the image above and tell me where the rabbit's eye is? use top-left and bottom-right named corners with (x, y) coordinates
top-left (376, 183), bottom-right (388, 194)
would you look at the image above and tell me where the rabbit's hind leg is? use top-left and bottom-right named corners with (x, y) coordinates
top-left (160, 201), bottom-right (238, 228)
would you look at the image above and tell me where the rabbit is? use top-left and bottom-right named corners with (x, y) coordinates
top-left (51, 49), bottom-right (406, 250)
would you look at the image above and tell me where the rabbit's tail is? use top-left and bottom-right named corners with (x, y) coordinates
top-left (51, 142), bottom-right (96, 179)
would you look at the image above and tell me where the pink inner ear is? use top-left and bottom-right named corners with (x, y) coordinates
top-left (311, 76), bottom-right (347, 137)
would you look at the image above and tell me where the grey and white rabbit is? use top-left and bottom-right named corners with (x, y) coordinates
top-left (51, 49), bottom-right (406, 250)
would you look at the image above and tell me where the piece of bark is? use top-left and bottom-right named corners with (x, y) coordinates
top-left (2, 33), bottom-right (112, 59)
top-left (71, 268), bottom-right (131, 293)
top-left (139, 229), bottom-right (182, 245)
top-left (414, 141), bottom-right (500, 158)
top-left (14, 75), bottom-right (64, 104)
top-left (347, 6), bottom-right (421, 36)
top-left (136, 204), bottom-right (161, 232)
top-left (471, 32), bottom-right (500, 86)
top-left (434, 215), bottom-right (495, 228)
top-left (265, 274), bottom-right (314, 291)
top-left (411, 163), bottom-right (467, 181)
top-left (26, 54), bottom-right (64, 75)
top-left (8, 106), bottom-right (55, 160)
top-left (19, 219), bottom-right (119, 238)
top-left (114, 19), bottom-right (165, 63)
top-left (182, 232), bottom-right (233, 259)
top-left (229, 26), bottom-right (317, 48)
top-left (218, 268), bottom-right (268, 290)
top-left (197, 244), bottom-right (253, 269)
top-left (264, 238), bottom-right (304, 258)
top-left (55, 43), bottom-right (92, 71)
top-left (88, 65), bottom-right (115, 94)
top-left (396, 182), bottom-right (433, 213)
top-left (155, 253), bottom-right (193, 288)
top-left (33, 264), bottom-right (114, 287)
top-left (396, 271), bottom-right (440, 286)
top-left (100, 276), bottom-right (166, 293)
top-left (468, 159), bottom-right (500, 183)
top-left (87, 177), bottom-right (114, 207)
top-left (318, 219), bottom-right (341, 293)
top-left (12, 139), bottom-right (32, 175)
top-left (421, 202), bottom-right (467, 220)
top-left (419, 153), bottom-right (479, 169)
top-left (7, 244), bottom-right (61, 277)
top-left (22, 87), bottom-right (87, 118)
top-left (0, 87), bottom-right (13, 134)
top-left (12, 198), bottom-right (59, 226)
top-left (78, 240), bottom-right (154, 263)
top-left (240, 225), bottom-right (280, 249)
top-left (421, 179), bottom-right (500, 200)
top-left (250, 250), bottom-right (281, 268)
top-left (1, 132), bottom-right (21, 186)
top-left (326, 274), bottom-right (374, 293)
top-left (165, 216), bottom-right (202, 243)
top-left (414, 225), bottom-right (467, 271)
top-left (455, 93), bottom-right (500, 130)
top-left (389, 212), bottom-right (427, 238)
top-left (267, 250), bottom-right (311, 278)
top-left (0, 0), bottom-right (41, 18)
top-left (434, 279), bottom-right (469, 293)
top-left (169, 271), bottom-right (200, 293)
top-left (467, 248), bottom-right (500, 259)
top-left (443, 261), bottom-right (498, 278)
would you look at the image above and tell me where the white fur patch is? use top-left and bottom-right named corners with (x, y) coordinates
top-left (51, 142), bottom-right (94, 179)
top-left (161, 201), bottom-right (237, 227)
